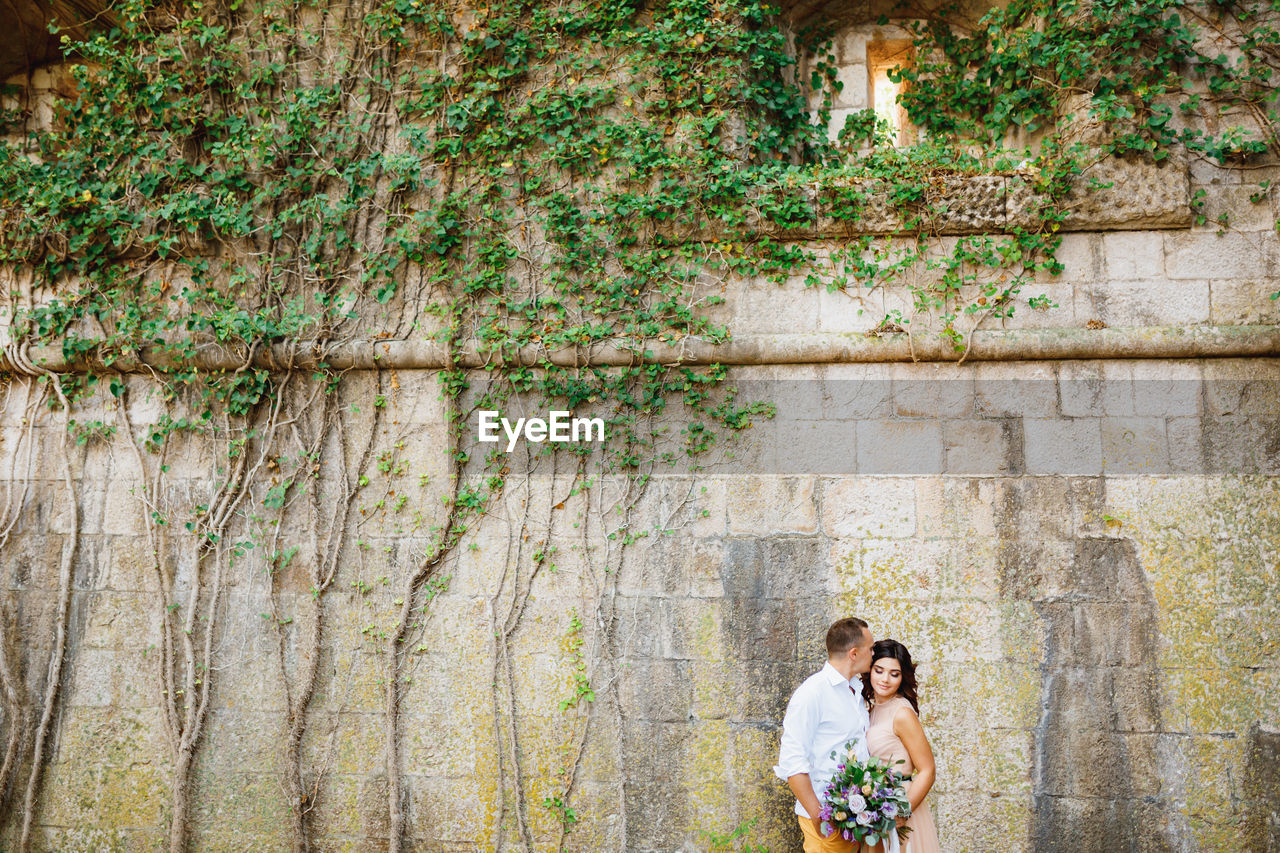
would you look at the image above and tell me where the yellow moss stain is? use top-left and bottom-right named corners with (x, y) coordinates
top-left (836, 539), bottom-right (1040, 848)
top-left (1110, 476), bottom-right (1280, 850)
top-left (836, 546), bottom-right (989, 665)
top-left (691, 603), bottom-right (724, 662)
top-left (41, 707), bottom-right (169, 845)
top-left (727, 726), bottom-right (793, 850)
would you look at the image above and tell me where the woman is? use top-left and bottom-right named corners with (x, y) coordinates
top-left (860, 640), bottom-right (940, 853)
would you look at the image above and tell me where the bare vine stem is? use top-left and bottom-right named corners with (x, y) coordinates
top-left (0, 378), bottom-right (45, 817)
top-left (17, 377), bottom-right (80, 853)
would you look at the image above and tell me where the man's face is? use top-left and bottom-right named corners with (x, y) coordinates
top-left (849, 628), bottom-right (874, 675)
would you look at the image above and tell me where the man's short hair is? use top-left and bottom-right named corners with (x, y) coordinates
top-left (826, 617), bottom-right (870, 656)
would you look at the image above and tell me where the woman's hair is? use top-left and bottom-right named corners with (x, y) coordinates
top-left (860, 639), bottom-right (920, 714)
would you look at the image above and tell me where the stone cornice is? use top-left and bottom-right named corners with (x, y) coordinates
top-left (3, 324), bottom-right (1277, 375)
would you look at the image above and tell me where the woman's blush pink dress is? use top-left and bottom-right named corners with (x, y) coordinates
top-left (865, 696), bottom-right (941, 853)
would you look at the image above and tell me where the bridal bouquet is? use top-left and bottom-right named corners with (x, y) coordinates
top-left (819, 742), bottom-right (912, 849)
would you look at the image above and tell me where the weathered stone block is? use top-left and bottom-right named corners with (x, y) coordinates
top-left (1075, 278), bottom-right (1210, 327)
top-left (1057, 361), bottom-right (1105, 417)
top-left (773, 419), bottom-right (859, 474)
top-left (816, 283), bottom-right (885, 333)
top-left (1041, 604), bottom-right (1158, 669)
top-left (123, 375), bottom-right (167, 425)
top-left (733, 276), bottom-right (820, 334)
top-left (188, 772), bottom-right (293, 846)
top-left (101, 479), bottom-right (146, 535)
top-left (851, 538), bottom-right (948, 599)
top-left (1023, 418), bottom-right (1102, 476)
top-left (1129, 360), bottom-right (1204, 417)
top-left (942, 419), bottom-right (1023, 476)
top-left (986, 478), bottom-right (1078, 541)
top-left (916, 478), bottom-right (998, 539)
top-left (856, 420), bottom-right (943, 474)
top-left (925, 175), bottom-right (1008, 233)
top-left (946, 538), bottom-right (1003, 601)
top-left (833, 63), bottom-right (868, 110)
top-left (726, 477), bottom-right (818, 535)
top-left (389, 370), bottom-right (447, 425)
top-left (1202, 416), bottom-right (1280, 474)
top-left (821, 367), bottom-right (894, 419)
top-left (1102, 416), bottom-right (1172, 475)
top-left (1202, 370), bottom-right (1280, 416)
top-left (1165, 416), bottom-right (1207, 473)
top-left (995, 539), bottom-right (1082, 601)
top-left (42, 705), bottom-right (170, 824)
top-left (973, 727), bottom-right (1034, 796)
top-left (892, 366), bottom-right (974, 418)
top-left (722, 537), bottom-right (827, 602)
top-left (1196, 184), bottom-right (1278, 232)
top-left (928, 727), bottom-right (982, 794)
top-left (1048, 232), bottom-right (1104, 282)
top-left (820, 476), bottom-right (916, 538)
top-left (1036, 793), bottom-right (1171, 853)
top-left (1012, 156), bottom-right (1191, 231)
top-left (1112, 668), bottom-right (1164, 734)
top-left (815, 177), bottom-right (903, 231)
top-left (619, 653), bottom-right (691, 722)
top-left (1166, 230), bottom-right (1273, 279)
top-left (80, 590), bottom-right (158, 649)
top-left (1209, 278), bottom-right (1280, 325)
top-left (1103, 230), bottom-right (1167, 279)
top-left (973, 362), bottom-right (1059, 418)
top-left (1004, 281), bottom-right (1077, 329)
top-left (655, 476), bottom-right (726, 539)
top-left (694, 596), bottom-right (800, 662)
top-left (614, 536), bottom-right (684, 598)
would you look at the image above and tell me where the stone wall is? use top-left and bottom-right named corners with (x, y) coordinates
top-left (3, 358), bottom-right (1279, 851)
top-left (2, 60), bottom-right (1280, 853)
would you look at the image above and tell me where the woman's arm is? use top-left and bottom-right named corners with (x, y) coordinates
top-left (893, 706), bottom-right (935, 812)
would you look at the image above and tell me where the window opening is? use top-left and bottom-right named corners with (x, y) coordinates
top-left (867, 38), bottom-right (914, 146)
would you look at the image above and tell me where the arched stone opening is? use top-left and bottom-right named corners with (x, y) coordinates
top-left (775, 0), bottom-right (1005, 146)
top-left (0, 1), bottom-right (110, 80)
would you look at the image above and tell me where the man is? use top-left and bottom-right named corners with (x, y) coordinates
top-left (774, 617), bottom-right (875, 852)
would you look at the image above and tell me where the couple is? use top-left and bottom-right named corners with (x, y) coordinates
top-left (774, 617), bottom-right (940, 853)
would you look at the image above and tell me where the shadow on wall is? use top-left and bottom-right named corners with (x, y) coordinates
top-left (1245, 725), bottom-right (1280, 852)
top-left (998, 530), bottom-right (1174, 853)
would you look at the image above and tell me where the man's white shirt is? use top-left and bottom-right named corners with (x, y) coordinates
top-left (773, 661), bottom-right (870, 818)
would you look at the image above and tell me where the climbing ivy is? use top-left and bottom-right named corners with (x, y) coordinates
top-left (1, 0), bottom-right (1279, 849)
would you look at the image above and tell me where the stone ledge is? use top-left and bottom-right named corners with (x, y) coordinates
top-left (665, 157), bottom-right (1190, 241)
top-left (3, 324), bottom-right (1277, 374)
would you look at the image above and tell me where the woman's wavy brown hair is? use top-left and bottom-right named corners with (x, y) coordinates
top-left (860, 639), bottom-right (919, 714)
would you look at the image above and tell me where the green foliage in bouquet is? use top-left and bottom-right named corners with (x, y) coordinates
top-left (819, 742), bottom-right (913, 849)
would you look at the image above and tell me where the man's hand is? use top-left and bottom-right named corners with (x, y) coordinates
top-left (787, 773), bottom-right (833, 837)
